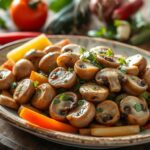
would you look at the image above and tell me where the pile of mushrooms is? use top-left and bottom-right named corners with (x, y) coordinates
top-left (0, 41), bottom-right (150, 130)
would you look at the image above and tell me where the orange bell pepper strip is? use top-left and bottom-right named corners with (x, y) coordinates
top-left (55, 39), bottom-right (71, 48)
top-left (19, 107), bottom-right (77, 133)
top-left (1, 59), bottom-right (15, 71)
top-left (30, 71), bottom-right (48, 85)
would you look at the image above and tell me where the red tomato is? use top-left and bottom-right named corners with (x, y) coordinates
top-left (10, 0), bottom-right (48, 31)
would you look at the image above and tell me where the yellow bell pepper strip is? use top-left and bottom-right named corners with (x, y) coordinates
top-left (19, 107), bottom-right (77, 133)
top-left (7, 34), bottom-right (52, 62)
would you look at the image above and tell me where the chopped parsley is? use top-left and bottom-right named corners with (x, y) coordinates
top-left (68, 67), bottom-right (74, 72)
top-left (37, 88), bottom-right (42, 96)
top-left (140, 92), bottom-right (150, 107)
top-left (53, 99), bottom-right (60, 104)
top-left (79, 47), bottom-right (86, 54)
top-left (78, 100), bottom-right (85, 106)
top-left (59, 93), bottom-right (70, 101)
top-left (96, 107), bottom-right (103, 113)
top-left (118, 57), bottom-right (127, 65)
top-left (105, 48), bottom-right (113, 57)
top-left (134, 103), bottom-right (142, 112)
top-left (11, 82), bottom-right (17, 89)
top-left (73, 78), bottom-right (86, 91)
top-left (33, 81), bottom-right (39, 88)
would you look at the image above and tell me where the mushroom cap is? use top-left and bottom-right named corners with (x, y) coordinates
top-left (13, 59), bottom-right (35, 80)
top-left (49, 92), bottom-right (78, 121)
top-left (126, 54), bottom-right (147, 72)
top-left (39, 51), bottom-right (60, 73)
top-left (48, 67), bottom-right (77, 89)
top-left (120, 96), bottom-right (149, 126)
top-left (0, 69), bottom-right (15, 90)
top-left (123, 75), bottom-right (148, 96)
top-left (95, 100), bottom-right (120, 125)
top-left (66, 100), bottom-right (96, 128)
top-left (95, 68), bottom-right (126, 92)
top-left (79, 82), bottom-right (109, 102)
top-left (74, 60), bottom-right (99, 80)
top-left (13, 79), bottom-right (35, 104)
top-left (32, 83), bottom-right (56, 110)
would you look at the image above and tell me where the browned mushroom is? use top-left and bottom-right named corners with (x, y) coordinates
top-left (43, 45), bottom-right (61, 53)
top-left (66, 100), bottom-right (95, 128)
top-left (126, 54), bottom-right (147, 72)
top-left (48, 67), bottom-right (77, 88)
top-left (13, 79), bottom-right (35, 104)
top-left (49, 92), bottom-right (77, 121)
top-left (123, 75), bottom-right (148, 96)
top-left (79, 83), bottom-right (109, 102)
top-left (120, 96), bottom-right (149, 126)
top-left (74, 60), bottom-right (99, 80)
top-left (95, 68), bottom-right (126, 92)
top-left (24, 49), bottom-right (46, 70)
top-left (32, 83), bottom-right (56, 110)
top-left (39, 51), bottom-right (60, 73)
top-left (95, 100), bottom-right (120, 125)
top-left (13, 59), bottom-right (35, 80)
top-left (0, 91), bottom-right (19, 110)
top-left (57, 52), bottom-right (79, 69)
top-left (0, 70), bottom-right (15, 90)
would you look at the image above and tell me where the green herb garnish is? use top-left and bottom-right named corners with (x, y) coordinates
top-left (79, 47), bottom-right (86, 54)
top-left (33, 81), bottom-right (39, 88)
top-left (59, 93), bottom-right (70, 101)
top-left (78, 100), bottom-right (85, 106)
top-left (134, 103), bottom-right (142, 112)
top-left (140, 91), bottom-right (150, 107)
top-left (118, 57), bottom-right (127, 65)
top-left (37, 88), bottom-right (42, 96)
top-left (11, 82), bottom-right (17, 89)
top-left (105, 48), bottom-right (113, 56)
top-left (53, 99), bottom-right (60, 104)
top-left (96, 107), bottom-right (103, 113)
top-left (68, 67), bottom-right (74, 72)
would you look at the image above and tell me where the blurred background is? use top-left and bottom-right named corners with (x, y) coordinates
top-left (0, 0), bottom-right (150, 48)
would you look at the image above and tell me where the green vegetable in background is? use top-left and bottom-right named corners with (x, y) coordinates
top-left (48, 0), bottom-right (71, 12)
top-left (0, 0), bottom-right (12, 10)
top-left (0, 17), bottom-right (7, 29)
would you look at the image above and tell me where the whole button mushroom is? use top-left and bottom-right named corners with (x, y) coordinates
top-left (32, 83), bottom-right (56, 110)
top-left (48, 67), bottom-right (77, 89)
top-left (79, 83), bottom-right (109, 102)
top-left (49, 92), bottom-right (77, 121)
top-left (0, 91), bottom-right (19, 110)
top-left (123, 75), bottom-right (148, 96)
top-left (126, 54), bottom-right (147, 72)
top-left (120, 96), bottom-right (149, 126)
top-left (24, 49), bottom-right (46, 70)
top-left (43, 45), bottom-right (61, 53)
top-left (95, 68), bottom-right (126, 92)
top-left (74, 60), bottom-right (99, 80)
top-left (39, 51), bottom-right (60, 73)
top-left (57, 52), bottom-right (79, 69)
top-left (66, 100), bottom-right (96, 128)
top-left (13, 59), bottom-right (35, 80)
top-left (95, 100), bottom-right (120, 125)
top-left (13, 79), bottom-right (35, 104)
top-left (0, 70), bottom-right (15, 90)
top-left (142, 66), bottom-right (150, 92)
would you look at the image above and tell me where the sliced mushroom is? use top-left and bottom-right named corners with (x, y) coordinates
top-left (120, 96), bottom-right (149, 126)
top-left (115, 93), bottom-right (129, 105)
top-left (57, 52), bottom-right (79, 69)
top-left (126, 54), bottom-right (147, 72)
top-left (24, 49), bottom-right (46, 70)
top-left (66, 100), bottom-right (95, 128)
top-left (48, 67), bottom-right (76, 89)
top-left (32, 83), bottom-right (56, 110)
top-left (79, 83), bottom-right (109, 102)
top-left (43, 45), bottom-right (61, 53)
top-left (13, 59), bottom-right (35, 80)
top-left (49, 92), bottom-right (77, 121)
top-left (74, 60), bottom-right (99, 80)
top-left (13, 79), bottom-right (35, 104)
top-left (123, 75), bottom-right (148, 96)
top-left (95, 100), bottom-right (120, 125)
top-left (95, 68), bottom-right (126, 92)
top-left (39, 51), bottom-right (60, 73)
top-left (61, 44), bottom-right (82, 55)
top-left (142, 66), bottom-right (150, 92)
top-left (0, 70), bottom-right (15, 90)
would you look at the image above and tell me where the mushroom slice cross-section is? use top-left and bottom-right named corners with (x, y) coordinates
top-left (79, 83), bottom-right (109, 102)
top-left (95, 100), bottom-right (120, 125)
top-left (95, 68), bottom-right (126, 92)
top-left (49, 92), bottom-right (78, 121)
top-left (123, 75), bottom-right (148, 96)
top-left (120, 96), bottom-right (149, 126)
top-left (32, 83), bottom-right (56, 110)
top-left (0, 69), bottom-right (15, 90)
top-left (48, 67), bottom-right (76, 89)
top-left (66, 100), bottom-right (96, 128)
top-left (74, 60), bottom-right (99, 80)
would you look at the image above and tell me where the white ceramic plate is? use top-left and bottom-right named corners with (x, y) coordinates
top-left (1, 35), bottom-right (150, 149)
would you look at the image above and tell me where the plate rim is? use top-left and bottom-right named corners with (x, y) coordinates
top-left (1, 35), bottom-right (150, 148)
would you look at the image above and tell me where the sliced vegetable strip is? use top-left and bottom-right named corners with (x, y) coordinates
top-left (55, 39), bottom-right (71, 47)
top-left (19, 107), bottom-right (77, 133)
top-left (0, 60), bottom-right (15, 71)
top-left (30, 71), bottom-right (48, 84)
